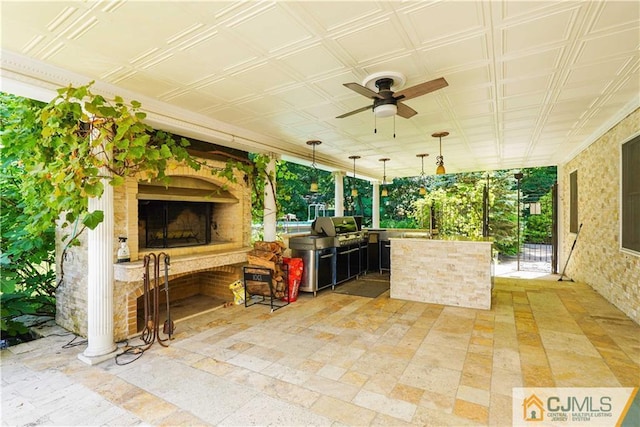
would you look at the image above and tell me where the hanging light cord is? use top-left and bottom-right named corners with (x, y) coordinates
top-left (383, 160), bottom-right (387, 184)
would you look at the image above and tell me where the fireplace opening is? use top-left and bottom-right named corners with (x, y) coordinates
top-left (139, 200), bottom-right (212, 248)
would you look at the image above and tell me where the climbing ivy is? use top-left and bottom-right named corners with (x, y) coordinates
top-left (1, 85), bottom-right (274, 338)
top-left (4, 83), bottom-right (199, 239)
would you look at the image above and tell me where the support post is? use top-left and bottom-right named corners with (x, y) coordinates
top-left (514, 172), bottom-right (523, 272)
top-left (78, 165), bottom-right (118, 365)
top-left (263, 154), bottom-right (277, 242)
top-left (333, 171), bottom-right (345, 217)
top-left (372, 181), bottom-right (380, 228)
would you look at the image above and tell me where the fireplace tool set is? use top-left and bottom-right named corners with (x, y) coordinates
top-left (116, 252), bottom-right (174, 365)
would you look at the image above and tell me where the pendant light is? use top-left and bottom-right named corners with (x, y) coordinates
top-left (349, 155), bottom-right (360, 197)
top-left (306, 140), bottom-right (322, 192)
top-left (379, 158), bottom-right (390, 197)
top-left (433, 131), bottom-right (449, 175)
top-left (416, 153), bottom-right (429, 195)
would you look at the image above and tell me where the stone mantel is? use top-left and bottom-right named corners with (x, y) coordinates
top-left (113, 246), bottom-right (252, 283)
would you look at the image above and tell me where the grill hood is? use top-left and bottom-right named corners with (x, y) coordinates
top-left (313, 216), bottom-right (360, 237)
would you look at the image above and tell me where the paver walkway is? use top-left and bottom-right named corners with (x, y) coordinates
top-left (2, 276), bottom-right (639, 426)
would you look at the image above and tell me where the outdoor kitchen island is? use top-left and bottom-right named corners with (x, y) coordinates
top-left (389, 236), bottom-right (493, 310)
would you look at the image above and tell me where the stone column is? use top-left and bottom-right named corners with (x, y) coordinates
top-left (333, 171), bottom-right (345, 216)
top-left (372, 181), bottom-right (380, 228)
top-left (263, 154), bottom-right (277, 242)
top-left (78, 166), bottom-right (118, 365)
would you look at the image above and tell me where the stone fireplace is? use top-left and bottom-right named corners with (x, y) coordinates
top-left (56, 154), bottom-right (253, 340)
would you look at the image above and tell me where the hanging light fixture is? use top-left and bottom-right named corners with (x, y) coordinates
top-left (433, 131), bottom-right (449, 175)
top-left (349, 155), bottom-right (360, 197)
top-left (306, 140), bottom-right (322, 192)
top-left (416, 153), bottom-right (429, 195)
top-left (379, 158), bottom-right (390, 197)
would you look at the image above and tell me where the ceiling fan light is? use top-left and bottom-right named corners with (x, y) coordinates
top-left (374, 104), bottom-right (397, 117)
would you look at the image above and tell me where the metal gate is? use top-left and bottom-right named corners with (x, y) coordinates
top-left (517, 183), bottom-right (558, 273)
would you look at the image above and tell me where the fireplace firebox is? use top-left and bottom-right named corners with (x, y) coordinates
top-left (139, 200), bottom-right (212, 248)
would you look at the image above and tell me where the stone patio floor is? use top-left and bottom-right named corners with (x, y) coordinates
top-left (2, 274), bottom-right (639, 426)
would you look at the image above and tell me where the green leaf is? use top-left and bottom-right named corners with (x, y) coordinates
top-left (72, 86), bottom-right (88, 100)
top-left (1, 278), bottom-right (18, 294)
top-left (83, 210), bottom-right (104, 229)
top-left (110, 175), bottom-right (124, 187)
top-left (129, 145), bottom-right (145, 158)
top-left (84, 180), bottom-right (104, 197)
top-left (146, 149), bottom-right (160, 160)
top-left (159, 144), bottom-right (172, 158)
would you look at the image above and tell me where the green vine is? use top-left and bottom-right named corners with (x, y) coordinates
top-left (2, 82), bottom-right (277, 286)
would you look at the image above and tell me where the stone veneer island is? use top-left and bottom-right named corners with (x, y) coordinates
top-left (389, 237), bottom-right (493, 310)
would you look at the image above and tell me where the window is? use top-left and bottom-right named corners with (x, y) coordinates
top-left (622, 135), bottom-right (640, 253)
top-left (570, 170), bottom-right (578, 233)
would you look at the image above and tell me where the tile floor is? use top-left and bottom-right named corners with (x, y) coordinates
top-left (2, 275), bottom-right (639, 426)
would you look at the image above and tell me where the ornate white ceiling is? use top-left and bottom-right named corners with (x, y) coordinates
top-left (2, 1), bottom-right (639, 181)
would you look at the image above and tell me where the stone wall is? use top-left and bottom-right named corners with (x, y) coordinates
top-left (561, 107), bottom-right (640, 324)
top-left (389, 238), bottom-right (493, 310)
top-left (55, 229), bottom-right (89, 336)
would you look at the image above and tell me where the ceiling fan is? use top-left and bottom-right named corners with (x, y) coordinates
top-left (336, 71), bottom-right (448, 119)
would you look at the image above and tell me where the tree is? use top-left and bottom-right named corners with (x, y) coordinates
top-left (487, 171), bottom-right (519, 255)
top-left (1, 93), bottom-right (56, 338)
top-left (524, 190), bottom-right (553, 243)
top-left (520, 167), bottom-right (556, 245)
top-left (520, 167), bottom-right (557, 204)
top-left (275, 161), bottom-right (334, 221)
top-left (408, 170), bottom-right (519, 255)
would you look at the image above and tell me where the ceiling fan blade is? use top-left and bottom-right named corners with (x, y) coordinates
top-left (396, 102), bottom-right (418, 118)
top-left (394, 77), bottom-right (448, 101)
top-left (336, 105), bottom-right (372, 119)
top-left (343, 82), bottom-right (384, 99)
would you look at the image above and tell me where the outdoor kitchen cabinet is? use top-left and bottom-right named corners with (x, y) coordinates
top-left (380, 239), bottom-right (391, 272)
top-left (336, 244), bottom-right (360, 284)
top-left (367, 232), bottom-right (379, 272)
top-left (359, 240), bottom-right (368, 274)
top-left (291, 246), bottom-right (335, 295)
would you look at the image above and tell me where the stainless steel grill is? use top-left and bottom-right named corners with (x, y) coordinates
top-left (313, 216), bottom-right (366, 247)
top-left (289, 216), bottom-right (367, 294)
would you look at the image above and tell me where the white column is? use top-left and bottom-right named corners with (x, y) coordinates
top-left (333, 171), bottom-right (345, 216)
top-left (263, 154), bottom-right (277, 241)
top-left (78, 168), bottom-right (118, 365)
top-left (372, 181), bottom-right (380, 228)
